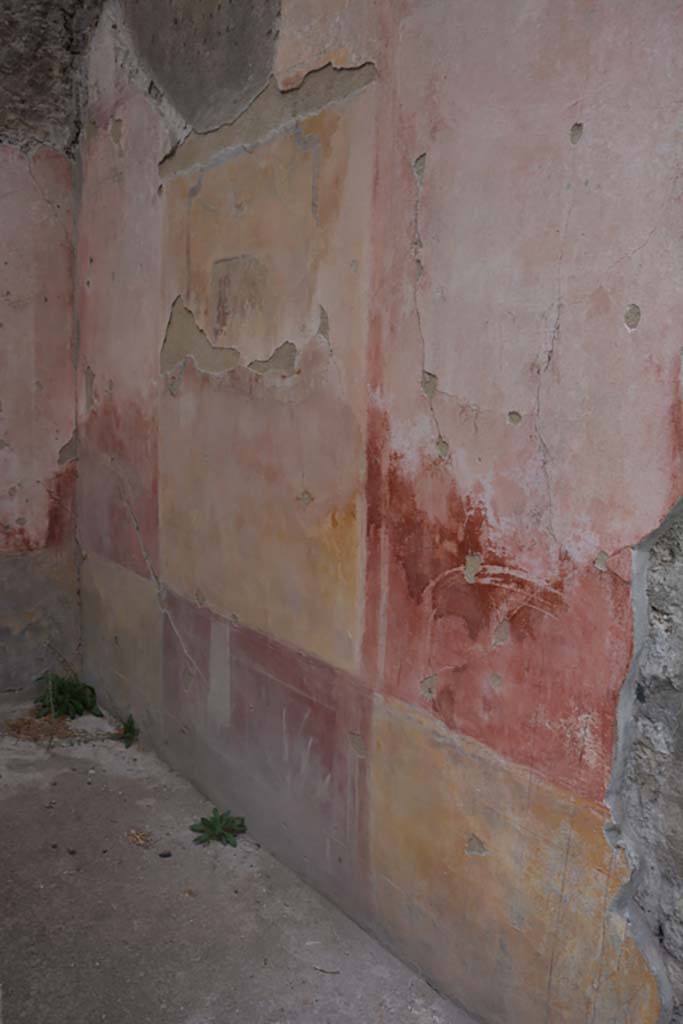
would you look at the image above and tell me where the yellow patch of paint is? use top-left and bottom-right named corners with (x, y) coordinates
top-left (369, 700), bottom-right (660, 1024)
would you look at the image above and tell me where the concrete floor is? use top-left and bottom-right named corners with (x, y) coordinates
top-left (0, 701), bottom-right (474, 1024)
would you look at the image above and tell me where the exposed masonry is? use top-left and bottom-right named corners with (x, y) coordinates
top-left (608, 502), bottom-right (683, 1023)
top-left (0, 0), bottom-right (102, 152)
top-left (122, 0), bottom-right (280, 133)
top-left (161, 62), bottom-right (377, 178)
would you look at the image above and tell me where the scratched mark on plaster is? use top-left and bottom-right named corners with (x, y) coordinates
top-left (85, 365), bottom-right (96, 412)
top-left (211, 255), bottom-right (268, 344)
top-left (413, 153), bottom-right (451, 460)
top-left (161, 62), bottom-right (377, 177)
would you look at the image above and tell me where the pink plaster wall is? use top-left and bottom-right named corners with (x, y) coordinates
top-left (0, 144), bottom-right (78, 686)
top-left (0, 146), bottom-right (75, 554)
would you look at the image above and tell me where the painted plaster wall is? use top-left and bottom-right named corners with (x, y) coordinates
top-left (0, 145), bottom-right (78, 688)
top-left (76, 2), bottom-right (683, 1021)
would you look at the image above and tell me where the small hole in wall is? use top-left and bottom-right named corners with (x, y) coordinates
top-left (507, 411), bottom-right (522, 425)
top-left (624, 304), bottom-right (641, 330)
top-left (570, 122), bottom-right (584, 144)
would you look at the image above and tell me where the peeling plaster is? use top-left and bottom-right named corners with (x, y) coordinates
top-left (161, 297), bottom-right (240, 379)
top-left (161, 61), bottom-right (376, 178)
top-left (248, 341), bottom-right (297, 377)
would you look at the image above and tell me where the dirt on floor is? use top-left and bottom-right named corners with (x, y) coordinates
top-left (0, 697), bottom-right (474, 1024)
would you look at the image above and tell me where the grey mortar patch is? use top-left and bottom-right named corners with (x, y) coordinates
top-left (248, 341), bottom-right (297, 377)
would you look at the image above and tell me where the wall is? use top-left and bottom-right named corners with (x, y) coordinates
top-left (76, 2), bottom-right (683, 1021)
top-left (0, 145), bottom-right (78, 690)
top-left (0, 0), bottom-right (99, 688)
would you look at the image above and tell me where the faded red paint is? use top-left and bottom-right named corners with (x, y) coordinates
top-left (45, 461), bottom-right (77, 547)
top-left (78, 394), bottom-right (158, 579)
top-left (0, 461), bottom-right (76, 553)
top-left (364, 406), bottom-right (632, 802)
top-left (160, 587), bottom-right (373, 917)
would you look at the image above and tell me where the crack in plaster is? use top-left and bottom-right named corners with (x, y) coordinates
top-left (534, 190), bottom-right (574, 548)
top-left (412, 152), bottom-right (451, 461)
top-left (114, 465), bottom-right (209, 692)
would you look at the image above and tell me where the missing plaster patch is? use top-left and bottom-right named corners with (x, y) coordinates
top-left (594, 550), bottom-right (609, 572)
top-left (570, 122), bottom-right (584, 145)
top-left (507, 411), bottom-right (522, 426)
top-left (436, 436), bottom-right (450, 459)
top-left (624, 304), bottom-right (641, 331)
top-left (465, 834), bottom-right (488, 856)
top-left (248, 341), bottom-right (298, 377)
top-left (161, 62), bottom-right (377, 177)
top-left (464, 554), bottom-right (483, 584)
top-left (85, 365), bottom-right (96, 412)
top-left (58, 433), bottom-right (77, 465)
top-left (318, 306), bottom-right (330, 342)
top-left (161, 297), bottom-right (241, 380)
top-left (606, 502), bottom-right (683, 1019)
top-left (422, 371), bottom-right (438, 401)
top-left (420, 675), bottom-right (437, 700)
top-left (297, 489), bottom-right (314, 507)
top-left (413, 152), bottom-right (427, 186)
top-left (492, 620), bottom-right (510, 647)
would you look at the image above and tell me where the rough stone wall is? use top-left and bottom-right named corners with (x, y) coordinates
top-left (609, 507), bottom-right (683, 1021)
top-left (73, 2), bottom-right (683, 1022)
top-left (0, 0), bottom-right (102, 152)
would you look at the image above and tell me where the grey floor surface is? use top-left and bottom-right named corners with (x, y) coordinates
top-left (0, 701), bottom-right (475, 1024)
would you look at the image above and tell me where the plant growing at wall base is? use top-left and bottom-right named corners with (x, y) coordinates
top-left (116, 714), bottom-right (138, 748)
top-left (190, 809), bottom-right (247, 847)
top-left (34, 673), bottom-right (103, 720)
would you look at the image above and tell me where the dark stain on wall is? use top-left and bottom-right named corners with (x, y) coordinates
top-left (0, 0), bottom-right (103, 152)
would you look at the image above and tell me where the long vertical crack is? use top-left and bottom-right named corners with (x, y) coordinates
top-left (115, 466), bottom-right (208, 690)
top-left (412, 152), bottom-right (450, 461)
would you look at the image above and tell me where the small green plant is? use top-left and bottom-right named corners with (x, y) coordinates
top-left (190, 808), bottom-right (247, 847)
top-left (117, 714), bottom-right (138, 748)
top-left (35, 673), bottom-right (102, 720)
